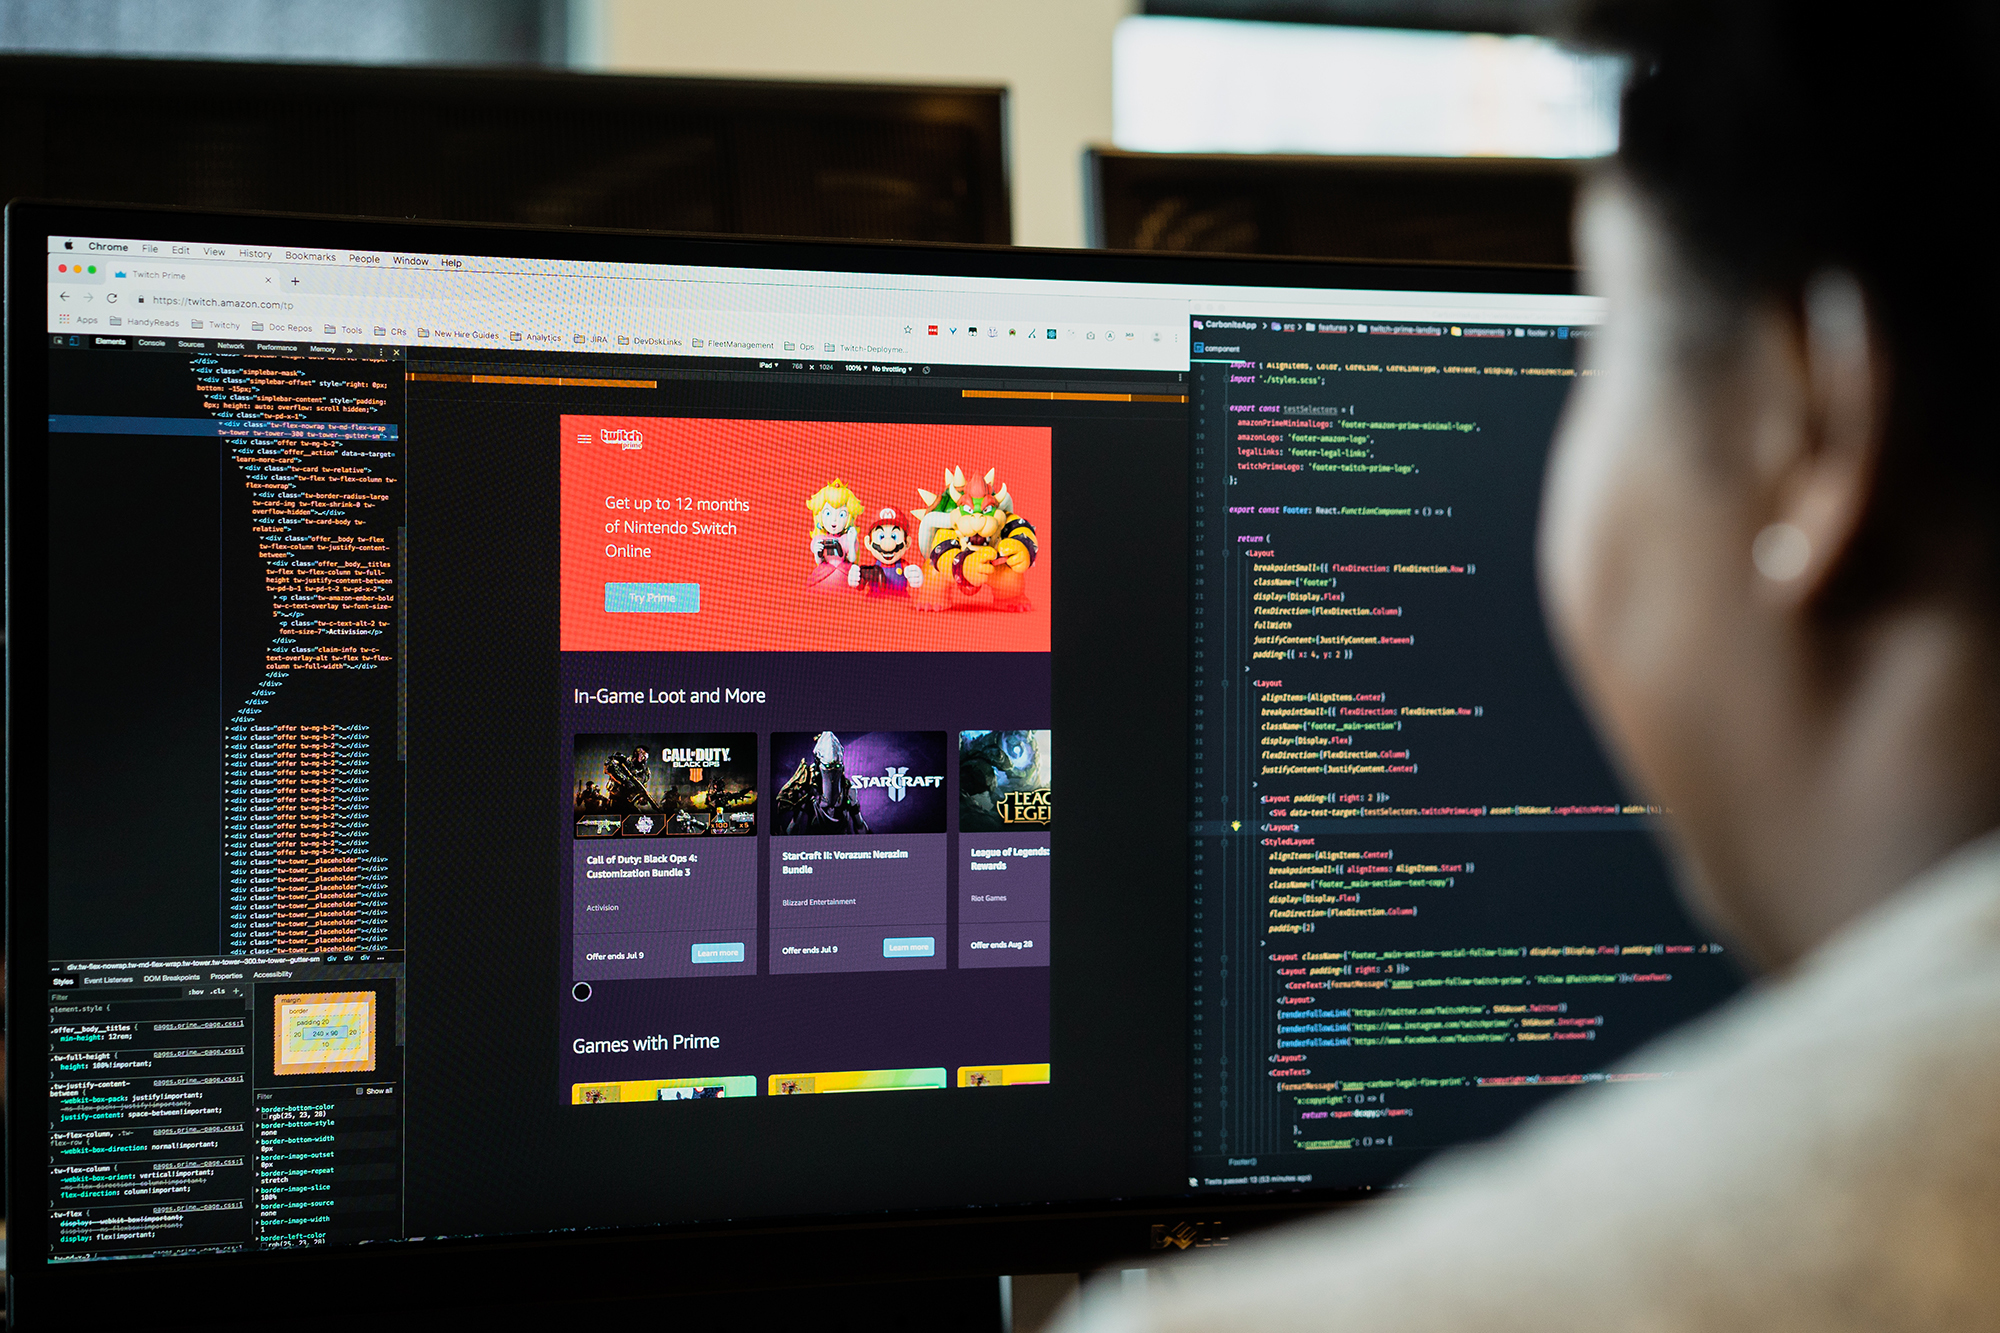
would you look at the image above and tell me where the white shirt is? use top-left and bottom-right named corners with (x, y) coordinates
top-left (1059, 830), bottom-right (2000, 1333)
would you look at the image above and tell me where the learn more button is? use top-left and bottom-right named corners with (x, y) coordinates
top-left (690, 942), bottom-right (745, 964)
top-left (882, 936), bottom-right (936, 959)
top-left (606, 582), bottom-right (700, 613)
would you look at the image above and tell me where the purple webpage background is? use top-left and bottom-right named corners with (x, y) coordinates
top-left (574, 929), bottom-right (757, 981)
top-left (770, 730), bottom-right (947, 834)
top-left (570, 838), bottom-right (759, 980)
top-left (771, 834), bottom-right (946, 923)
top-left (770, 833), bottom-right (947, 974)
top-left (559, 652), bottom-right (1051, 1092)
top-left (960, 922), bottom-right (1050, 970)
top-left (961, 833), bottom-right (1051, 921)
top-left (770, 925), bottom-right (946, 974)
top-left (573, 837), bottom-right (758, 935)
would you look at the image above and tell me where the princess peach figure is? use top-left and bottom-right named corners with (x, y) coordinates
top-left (805, 478), bottom-right (862, 593)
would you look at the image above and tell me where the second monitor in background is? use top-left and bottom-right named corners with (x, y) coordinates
top-left (1085, 149), bottom-right (1579, 267)
top-left (0, 55), bottom-right (1010, 245)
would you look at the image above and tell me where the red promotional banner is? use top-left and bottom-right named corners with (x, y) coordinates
top-left (562, 416), bottom-right (1053, 653)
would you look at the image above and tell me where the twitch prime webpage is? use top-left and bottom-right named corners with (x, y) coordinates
top-left (37, 234), bottom-right (1736, 1262)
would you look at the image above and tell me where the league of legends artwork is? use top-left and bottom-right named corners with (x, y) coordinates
top-left (573, 733), bottom-right (758, 838)
top-left (958, 729), bottom-right (1052, 831)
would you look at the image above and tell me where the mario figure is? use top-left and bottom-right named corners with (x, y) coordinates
top-left (848, 507), bottom-right (927, 598)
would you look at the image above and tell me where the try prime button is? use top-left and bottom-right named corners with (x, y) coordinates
top-left (882, 936), bottom-right (937, 959)
top-left (691, 942), bottom-right (745, 964)
top-left (605, 582), bottom-right (700, 613)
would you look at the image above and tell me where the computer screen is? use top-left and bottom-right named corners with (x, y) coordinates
top-left (6, 204), bottom-right (1739, 1321)
top-left (0, 55), bottom-right (1013, 245)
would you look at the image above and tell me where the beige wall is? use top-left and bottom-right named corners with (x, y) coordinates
top-left (589, 0), bottom-right (1137, 248)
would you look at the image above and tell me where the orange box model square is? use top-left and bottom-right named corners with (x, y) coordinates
top-left (272, 991), bottom-right (378, 1076)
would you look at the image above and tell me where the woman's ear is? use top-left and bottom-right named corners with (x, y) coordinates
top-left (1749, 270), bottom-right (1889, 607)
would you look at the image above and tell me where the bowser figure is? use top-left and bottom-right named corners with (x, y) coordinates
top-left (911, 467), bottom-right (1040, 611)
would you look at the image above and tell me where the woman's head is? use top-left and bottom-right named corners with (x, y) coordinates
top-left (1539, 0), bottom-right (2000, 964)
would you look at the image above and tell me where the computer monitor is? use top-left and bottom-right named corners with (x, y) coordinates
top-left (5, 202), bottom-right (1740, 1328)
top-left (1085, 148), bottom-right (1579, 266)
top-left (0, 56), bottom-right (1012, 244)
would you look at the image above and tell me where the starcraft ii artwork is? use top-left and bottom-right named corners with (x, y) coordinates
top-left (770, 730), bottom-right (948, 836)
top-left (573, 733), bottom-right (758, 838)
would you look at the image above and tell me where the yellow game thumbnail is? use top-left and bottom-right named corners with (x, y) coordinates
top-left (766, 1067), bottom-right (947, 1095)
top-left (956, 1063), bottom-right (1051, 1088)
top-left (572, 1076), bottom-right (756, 1104)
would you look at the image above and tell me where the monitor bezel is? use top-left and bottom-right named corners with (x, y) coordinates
top-left (5, 199), bottom-right (1577, 1328)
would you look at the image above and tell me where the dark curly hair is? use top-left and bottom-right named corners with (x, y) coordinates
top-left (1565, 0), bottom-right (2000, 598)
